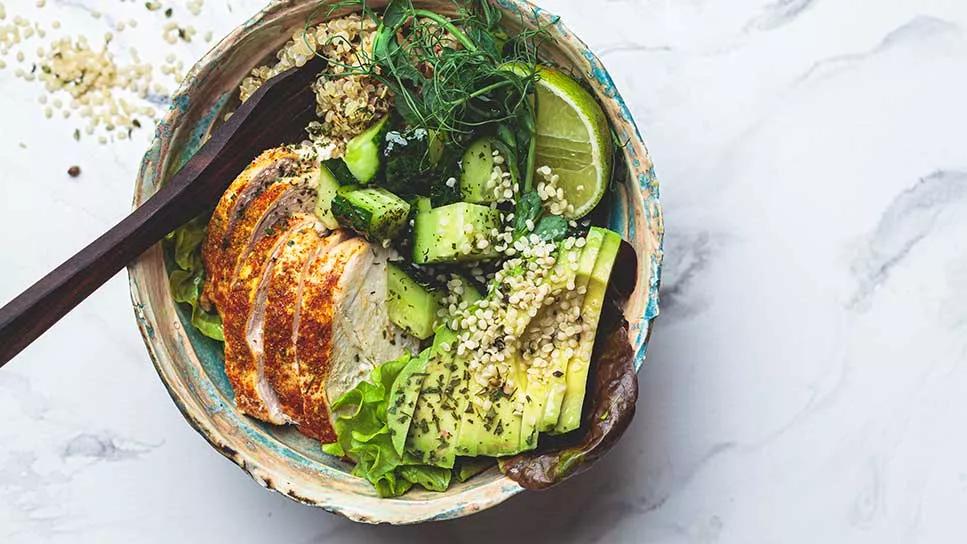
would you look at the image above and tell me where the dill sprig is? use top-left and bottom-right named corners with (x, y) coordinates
top-left (320, 0), bottom-right (547, 146)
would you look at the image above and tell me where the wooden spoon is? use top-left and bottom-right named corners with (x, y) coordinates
top-left (0, 56), bottom-right (327, 367)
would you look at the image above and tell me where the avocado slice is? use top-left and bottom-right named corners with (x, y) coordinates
top-left (455, 457), bottom-right (495, 482)
top-left (437, 275), bottom-right (484, 326)
top-left (405, 328), bottom-right (461, 468)
top-left (474, 353), bottom-right (526, 456)
top-left (553, 228), bottom-right (622, 434)
top-left (518, 243), bottom-right (587, 450)
top-left (457, 276), bottom-right (484, 305)
top-left (454, 355), bottom-right (526, 458)
top-left (412, 202), bottom-right (501, 264)
top-left (453, 357), bottom-right (482, 458)
top-left (449, 288), bottom-right (525, 457)
top-left (387, 264), bottom-right (440, 340)
top-left (539, 229), bottom-right (604, 430)
top-left (387, 349), bottom-right (431, 455)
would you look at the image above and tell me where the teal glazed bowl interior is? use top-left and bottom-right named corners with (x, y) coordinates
top-left (128, 0), bottom-right (663, 525)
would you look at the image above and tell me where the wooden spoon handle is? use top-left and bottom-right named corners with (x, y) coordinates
top-left (0, 56), bottom-right (325, 368)
top-left (0, 175), bottom-right (210, 368)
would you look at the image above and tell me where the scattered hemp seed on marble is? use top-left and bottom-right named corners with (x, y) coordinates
top-left (0, 0), bottom-right (215, 141)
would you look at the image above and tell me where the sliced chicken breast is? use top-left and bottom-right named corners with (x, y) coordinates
top-left (262, 228), bottom-right (349, 424)
top-left (202, 147), bottom-right (307, 309)
top-left (296, 237), bottom-right (370, 442)
top-left (329, 246), bottom-right (418, 402)
top-left (295, 239), bottom-right (417, 441)
top-left (222, 214), bottom-right (319, 423)
top-left (203, 149), bottom-right (420, 436)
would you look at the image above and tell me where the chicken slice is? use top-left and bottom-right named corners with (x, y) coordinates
top-left (295, 237), bottom-right (370, 442)
top-left (221, 208), bottom-right (320, 423)
top-left (296, 239), bottom-right (418, 442)
top-left (202, 147), bottom-right (307, 309)
top-left (329, 245), bottom-right (418, 401)
top-left (262, 228), bottom-right (349, 424)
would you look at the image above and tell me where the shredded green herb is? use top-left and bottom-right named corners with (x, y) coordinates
top-left (319, 0), bottom-right (547, 188)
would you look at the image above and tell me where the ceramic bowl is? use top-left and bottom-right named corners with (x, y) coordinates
top-left (128, 0), bottom-right (663, 524)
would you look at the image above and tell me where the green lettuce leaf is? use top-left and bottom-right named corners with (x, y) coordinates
top-left (166, 217), bottom-right (223, 341)
top-left (326, 351), bottom-right (452, 497)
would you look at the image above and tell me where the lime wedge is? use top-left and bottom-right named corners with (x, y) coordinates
top-left (532, 66), bottom-right (613, 219)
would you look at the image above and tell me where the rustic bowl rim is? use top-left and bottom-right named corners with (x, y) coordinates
top-left (127, 0), bottom-right (663, 525)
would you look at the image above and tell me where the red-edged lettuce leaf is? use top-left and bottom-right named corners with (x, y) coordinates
top-left (498, 295), bottom-right (638, 489)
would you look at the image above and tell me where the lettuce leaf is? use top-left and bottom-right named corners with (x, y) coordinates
top-left (166, 217), bottom-right (223, 341)
top-left (326, 351), bottom-right (452, 497)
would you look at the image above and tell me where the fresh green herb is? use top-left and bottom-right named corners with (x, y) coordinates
top-left (533, 214), bottom-right (569, 243)
top-left (381, 126), bottom-right (434, 195)
top-left (513, 190), bottom-right (542, 238)
top-left (323, 0), bottom-right (545, 188)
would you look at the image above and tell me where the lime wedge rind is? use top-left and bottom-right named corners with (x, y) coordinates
top-left (532, 66), bottom-right (613, 219)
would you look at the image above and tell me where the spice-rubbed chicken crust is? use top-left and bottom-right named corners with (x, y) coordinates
top-left (221, 213), bottom-right (318, 423)
top-left (294, 237), bottom-right (369, 442)
top-left (262, 228), bottom-right (349, 425)
top-left (206, 152), bottom-right (319, 423)
top-left (202, 147), bottom-right (301, 310)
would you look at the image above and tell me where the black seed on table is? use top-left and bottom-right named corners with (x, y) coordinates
top-left (67, 165), bottom-right (81, 177)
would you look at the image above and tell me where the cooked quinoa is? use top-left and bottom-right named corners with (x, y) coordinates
top-left (238, 14), bottom-right (391, 158)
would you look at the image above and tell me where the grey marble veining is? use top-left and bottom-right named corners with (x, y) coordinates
top-left (2, 0), bottom-right (967, 542)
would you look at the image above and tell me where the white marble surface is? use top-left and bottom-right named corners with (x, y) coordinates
top-left (2, 0), bottom-right (967, 541)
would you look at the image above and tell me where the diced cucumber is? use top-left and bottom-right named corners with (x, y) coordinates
top-left (413, 196), bottom-right (432, 214)
top-left (331, 186), bottom-right (410, 241)
top-left (387, 264), bottom-right (440, 340)
top-left (323, 158), bottom-right (355, 185)
top-left (412, 202), bottom-right (501, 264)
top-left (314, 166), bottom-right (341, 230)
top-left (343, 115), bottom-right (389, 183)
